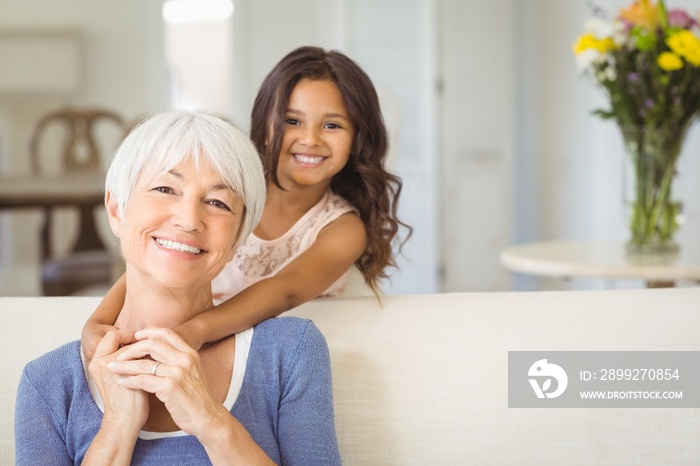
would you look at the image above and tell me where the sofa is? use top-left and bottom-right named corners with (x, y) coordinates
top-left (1, 287), bottom-right (699, 465)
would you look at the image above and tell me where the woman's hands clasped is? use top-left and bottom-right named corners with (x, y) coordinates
top-left (106, 328), bottom-right (228, 438)
top-left (87, 328), bottom-right (273, 465)
top-left (88, 331), bottom-right (149, 439)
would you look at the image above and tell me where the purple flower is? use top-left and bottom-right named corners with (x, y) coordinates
top-left (628, 72), bottom-right (640, 83)
top-left (667, 9), bottom-right (697, 29)
top-left (644, 98), bottom-right (654, 109)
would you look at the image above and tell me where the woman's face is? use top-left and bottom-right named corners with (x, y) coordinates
top-left (107, 157), bottom-right (243, 291)
top-left (276, 78), bottom-right (355, 190)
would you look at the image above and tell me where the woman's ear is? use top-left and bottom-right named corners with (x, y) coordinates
top-left (105, 190), bottom-right (122, 238)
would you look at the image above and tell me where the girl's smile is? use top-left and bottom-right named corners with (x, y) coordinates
top-left (277, 78), bottom-right (355, 190)
top-left (292, 153), bottom-right (327, 165)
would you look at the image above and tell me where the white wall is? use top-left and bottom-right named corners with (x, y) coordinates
top-left (0, 0), bottom-right (167, 116)
top-left (513, 0), bottom-right (597, 291)
top-left (439, 0), bottom-right (515, 292)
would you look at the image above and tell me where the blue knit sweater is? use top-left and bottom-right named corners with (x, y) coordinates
top-left (15, 317), bottom-right (341, 465)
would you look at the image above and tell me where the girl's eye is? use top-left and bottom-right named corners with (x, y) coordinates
top-left (324, 122), bottom-right (341, 130)
top-left (285, 118), bottom-right (300, 126)
top-left (207, 199), bottom-right (231, 211)
top-left (152, 186), bottom-right (175, 194)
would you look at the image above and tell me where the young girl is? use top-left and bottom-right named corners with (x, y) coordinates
top-left (82, 45), bottom-right (409, 358)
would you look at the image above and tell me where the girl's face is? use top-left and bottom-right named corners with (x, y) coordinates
top-left (107, 157), bottom-right (243, 291)
top-left (277, 78), bottom-right (355, 191)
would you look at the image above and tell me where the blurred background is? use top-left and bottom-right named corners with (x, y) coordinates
top-left (0, 0), bottom-right (698, 296)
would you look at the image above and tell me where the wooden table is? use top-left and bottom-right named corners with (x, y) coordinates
top-left (0, 173), bottom-right (107, 254)
top-left (500, 240), bottom-right (700, 288)
top-left (0, 173), bottom-right (105, 208)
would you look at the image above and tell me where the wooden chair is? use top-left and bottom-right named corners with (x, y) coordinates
top-left (29, 108), bottom-right (126, 296)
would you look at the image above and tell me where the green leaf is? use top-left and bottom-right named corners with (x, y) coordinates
top-left (632, 27), bottom-right (657, 51)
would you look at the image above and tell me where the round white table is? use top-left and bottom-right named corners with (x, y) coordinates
top-left (500, 240), bottom-right (700, 288)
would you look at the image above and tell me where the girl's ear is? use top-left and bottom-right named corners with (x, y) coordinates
top-left (105, 190), bottom-right (122, 238)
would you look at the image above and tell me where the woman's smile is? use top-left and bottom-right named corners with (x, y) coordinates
top-left (154, 237), bottom-right (205, 256)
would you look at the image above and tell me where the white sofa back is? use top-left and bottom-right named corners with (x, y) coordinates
top-left (2, 288), bottom-right (700, 465)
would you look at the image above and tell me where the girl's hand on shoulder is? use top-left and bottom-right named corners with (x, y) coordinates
top-left (81, 323), bottom-right (115, 363)
top-left (82, 323), bottom-right (136, 362)
top-left (109, 327), bottom-right (223, 438)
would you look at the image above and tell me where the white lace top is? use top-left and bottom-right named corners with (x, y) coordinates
top-left (211, 190), bottom-right (358, 303)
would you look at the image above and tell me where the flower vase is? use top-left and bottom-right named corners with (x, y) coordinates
top-left (620, 125), bottom-right (687, 257)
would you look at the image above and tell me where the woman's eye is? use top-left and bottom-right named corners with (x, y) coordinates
top-left (207, 199), bottom-right (231, 211)
top-left (152, 186), bottom-right (175, 194)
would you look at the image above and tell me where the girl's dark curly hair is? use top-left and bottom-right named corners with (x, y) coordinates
top-left (250, 46), bottom-right (411, 295)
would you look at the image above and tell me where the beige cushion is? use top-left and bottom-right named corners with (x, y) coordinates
top-left (2, 288), bottom-right (700, 464)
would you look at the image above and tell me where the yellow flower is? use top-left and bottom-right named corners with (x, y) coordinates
top-left (658, 51), bottom-right (683, 71)
top-left (573, 33), bottom-right (617, 55)
top-left (667, 30), bottom-right (700, 67)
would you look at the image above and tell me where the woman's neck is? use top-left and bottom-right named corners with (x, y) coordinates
top-left (113, 272), bottom-right (214, 333)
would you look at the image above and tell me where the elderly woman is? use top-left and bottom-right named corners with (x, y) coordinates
top-left (15, 109), bottom-right (341, 465)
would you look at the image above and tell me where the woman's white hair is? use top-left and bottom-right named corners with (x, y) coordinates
top-left (105, 108), bottom-right (266, 246)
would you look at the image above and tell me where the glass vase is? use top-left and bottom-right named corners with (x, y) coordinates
top-left (620, 125), bottom-right (687, 256)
